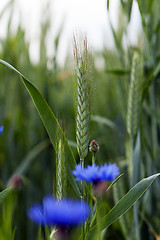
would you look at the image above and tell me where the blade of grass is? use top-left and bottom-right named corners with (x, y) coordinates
top-left (91, 115), bottom-right (117, 130)
top-left (0, 59), bottom-right (81, 197)
top-left (142, 62), bottom-right (160, 102)
top-left (12, 139), bottom-right (50, 176)
top-left (107, 174), bottom-right (124, 191)
top-left (105, 69), bottom-right (130, 76)
top-left (107, 0), bottom-right (109, 10)
top-left (87, 173), bottom-right (160, 240)
top-left (0, 187), bottom-right (12, 204)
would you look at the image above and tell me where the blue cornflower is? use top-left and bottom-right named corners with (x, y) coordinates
top-left (72, 163), bottom-right (119, 183)
top-left (0, 126), bottom-right (3, 134)
top-left (28, 195), bottom-right (90, 227)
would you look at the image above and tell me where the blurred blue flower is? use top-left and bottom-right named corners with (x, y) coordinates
top-left (72, 163), bottom-right (119, 183)
top-left (28, 196), bottom-right (90, 226)
top-left (0, 126), bottom-right (4, 134)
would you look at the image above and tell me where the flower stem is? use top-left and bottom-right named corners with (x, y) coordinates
top-left (96, 200), bottom-right (101, 240)
top-left (92, 152), bottom-right (96, 164)
top-left (80, 158), bottom-right (84, 195)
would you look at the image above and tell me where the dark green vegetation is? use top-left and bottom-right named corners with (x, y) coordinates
top-left (0, 0), bottom-right (160, 239)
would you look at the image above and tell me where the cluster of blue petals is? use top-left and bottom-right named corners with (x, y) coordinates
top-left (0, 126), bottom-right (3, 134)
top-left (72, 163), bottom-right (119, 183)
top-left (28, 195), bottom-right (90, 226)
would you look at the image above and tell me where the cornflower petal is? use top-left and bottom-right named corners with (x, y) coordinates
top-left (72, 163), bottom-right (86, 181)
top-left (72, 163), bottom-right (119, 183)
top-left (84, 164), bottom-right (100, 182)
top-left (0, 126), bottom-right (4, 134)
top-left (28, 204), bottom-right (45, 225)
top-left (28, 196), bottom-right (90, 227)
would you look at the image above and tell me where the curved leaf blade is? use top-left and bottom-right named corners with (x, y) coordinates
top-left (91, 115), bottom-right (117, 130)
top-left (0, 59), bottom-right (81, 197)
top-left (13, 139), bottom-right (50, 176)
top-left (87, 173), bottom-right (160, 239)
top-left (0, 188), bottom-right (12, 204)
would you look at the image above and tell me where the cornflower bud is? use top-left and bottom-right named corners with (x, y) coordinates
top-left (8, 175), bottom-right (23, 190)
top-left (89, 140), bottom-right (99, 153)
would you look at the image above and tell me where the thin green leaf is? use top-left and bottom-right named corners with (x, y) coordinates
top-left (13, 139), bottom-right (50, 176)
top-left (143, 102), bottom-right (160, 124)
top-left (87, 173), bottom-right (160, 239)
top-left (137, 0), bottom-right (147, 30)
top-left (105, 69), bottom-right (130, 76)
top-left (107, 0), bottom-right (109, 10)
top-left (68, 140), bottom-right (77, 148)
top-left (91, 115), bottom-right (117, 130)
top-left (107, 174), bottom-right (124, 191)
top-left (38, 227), bottom-right (42, 240)
top-left (11, 229), bottom-right (16, 240)
top-left (44, 226), bottom-right (50, 240)
top-left (0, 59), bottom-right (81, 197)
top-left (0, 187), bottom-right (12, 204)
top-left (142, 62), bottom-right (160, 102)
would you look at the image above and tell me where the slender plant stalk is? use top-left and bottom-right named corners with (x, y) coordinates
top-left (92, 152), bottom-right (95, 165)
top-left (130, 136), bottom-right (134, 187)
top-left (74, 37), bottom-right (90, 164)
top-left (130, 136), bottom-right (140, 240)
top-left (149, 83), bottom-right (158, 160)
top-left (127, 51), bottom-right (143, 240)
top-left (96, 201), bottom-right (101, 240)
top-left (74, 36), bottom-right (91, 240)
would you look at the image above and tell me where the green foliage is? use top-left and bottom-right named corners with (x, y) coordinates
top-left (0, 0), bottom-right (160, 239)
top-left (87, 174), bottom-right (160, 240)
top-left (0, 59), bottom-right (80, 197)
top-left (0, 188), bottom-right (12, 204)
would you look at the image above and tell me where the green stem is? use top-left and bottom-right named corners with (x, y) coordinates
top-left (80, 158), bottom-right (85, 240)
top-left (130, 136), bottom-right (140, 240)
top-left (149, 83), bottom-right (158, 160)
top-left (130, 136), bottom-right (134, 187)
top-left (96, 200), bottom-right (101, 240)
top-left (92, 152), bottom-right (96, 164)
top-left (80, 158), bottom-right (84, 196)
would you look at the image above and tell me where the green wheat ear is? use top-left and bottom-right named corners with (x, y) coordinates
top-left (74, 37), bottom-right (90, 162)
top-left (127, 51), bottom-right (143, 137)
top-left (56, 123), bottom-right (66, 200)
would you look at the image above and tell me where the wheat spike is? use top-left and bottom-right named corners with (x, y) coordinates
top-left (127, 51), bottom-right (143, 137)
top-left (74, 37), bottom-right (90, 161)
top-left (56, 128), bottom-right (66, 200)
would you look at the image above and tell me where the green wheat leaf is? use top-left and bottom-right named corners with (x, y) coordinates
top-left (0, 188), bottom-right (12, 204)
top-left (87, 173), bottom-right (160, 240)
top-left (0, 59), bottom-right (81, 197)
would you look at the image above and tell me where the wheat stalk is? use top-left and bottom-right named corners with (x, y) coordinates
top-left (127, 51), bottom-right (143, 240)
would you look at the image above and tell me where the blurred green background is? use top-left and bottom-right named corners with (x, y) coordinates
top-left (0, 0), bottom-right (160, 239)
